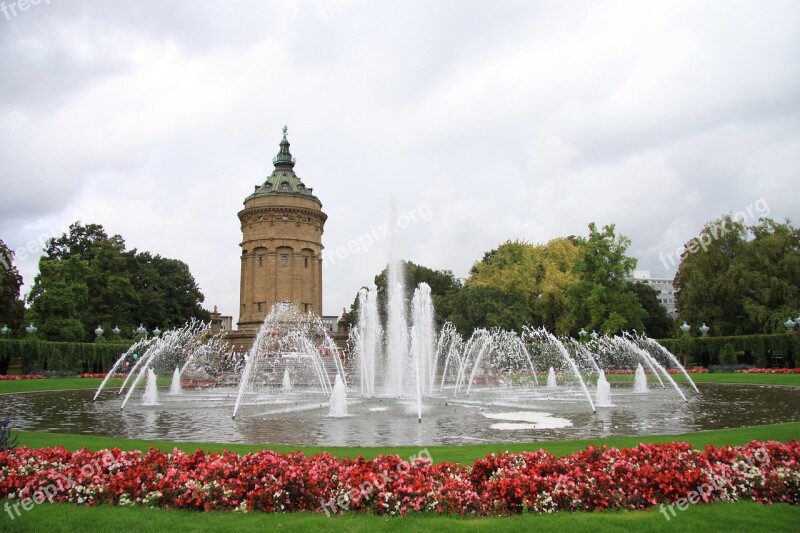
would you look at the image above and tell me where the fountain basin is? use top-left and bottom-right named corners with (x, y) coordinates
top-left (5, 382), bottom-right (800, 447)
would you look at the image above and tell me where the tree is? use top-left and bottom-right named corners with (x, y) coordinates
top-left (0, 239), bottom-right (24, 337)
top-left (348, 260), bottom-right (462, 327)
top-left (465, 239), bottom-right (580, 334)
top-left (443, 284), bottom-right (531, 336)
top-left (675, 216), bottom-right (799, 335)
top-left (131, 252), bottom-right (210, 329)
top-left (567, 223), bottom-right (645, 334)
top-left (26, 257), bottom-right (89, 341)
top-left (626, 281), bottom-right (673, 338)
top-left (26, 222), bottom-right (210, 340)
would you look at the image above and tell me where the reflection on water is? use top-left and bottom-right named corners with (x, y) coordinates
top-left (1, 383), bottom-right (799, 446)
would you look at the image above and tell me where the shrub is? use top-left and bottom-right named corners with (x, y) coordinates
top-left (719, 343), bottom-right (738, 366)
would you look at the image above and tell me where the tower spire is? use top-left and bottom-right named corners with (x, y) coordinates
top-left (273, 125), bottom-right (295, 168)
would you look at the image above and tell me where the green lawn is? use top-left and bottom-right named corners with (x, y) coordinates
top-left (602, 372), bottom-right (800, 386)
top-left (0, 377), bottom-right (169, 394)
top-left (2, 501), bottom-right (798, 532)
top-left (14, 421), bottom-right (800, 464)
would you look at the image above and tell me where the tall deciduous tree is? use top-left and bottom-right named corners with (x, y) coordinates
top-left (567, 223), bottom-right (645, 334)
top-left (0, 239), bottom-right (24, 337)
top-left (675, 216), bottom-right (799, 335)
top-left (26, 222), bottom-right (210, 341)
top-left (26, 257), bottom-right (90, 341)
top-left (626, 281), bottom-right (673, 338)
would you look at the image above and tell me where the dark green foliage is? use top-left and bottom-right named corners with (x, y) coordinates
top-left (0, 338), bottom-right (132, 374)
top-left (657, 333), bottom-right (798, 368)
top-left (444, 284), bottom-right (533, 336)
top-left (626, 281), bottom-right (674, 338)
top-left (566, 223), bottom-right (646, 334)
top-left (0, 239), bottom-right (25, 339)
top-left (719, 343), bottom-right (738, 366)
top-left (675, 217), bottom-right (800, 336)
top-left (24, 222), bottom-right (210, 341)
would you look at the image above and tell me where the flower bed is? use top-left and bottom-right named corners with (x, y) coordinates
top-left (738, 368), bottom-right (800, 374)
top-left (1, 441), bottom-right (798, 516)
top-left (78, 373), bottom-right (127, 378)
top-left (604, 367), bottom-right (707, 375)
top-left (0, 375), bottom-right (44, 381)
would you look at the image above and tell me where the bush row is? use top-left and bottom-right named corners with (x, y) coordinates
top-left (657, 333), bottom-right (799, 368)
top-left (0, 339), bottom-right (132, 375)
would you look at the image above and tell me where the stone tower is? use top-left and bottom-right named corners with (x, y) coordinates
top-left (236, 127), bottom-right (327, 332)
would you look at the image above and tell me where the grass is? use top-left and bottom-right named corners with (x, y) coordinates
top-left (14, 421), bottom-right (800, 464)
top-left (600, 372), bottom-right (800, 386)
top-left (2, 501), bottom-right (798, 532)
top-left (0, 377), bottom-right (168, 394)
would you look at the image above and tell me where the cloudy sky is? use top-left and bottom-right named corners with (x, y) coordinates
top-left (1, 0), bottom-right (798, 320)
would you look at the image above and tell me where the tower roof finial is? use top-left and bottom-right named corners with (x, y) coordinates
top-left (273, 125), bottom-right (295, 168)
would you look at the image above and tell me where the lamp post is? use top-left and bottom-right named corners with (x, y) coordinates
top-left (699, 323), bottom-right (710, 337)
top-left (0, 324), bottom-right (9, 336)
top-left (25, 322), bottom-right (37, 336)
top-left (94, 325), bottom-right (104, 339)
top-left (784, 318), bottom-right (796, 332)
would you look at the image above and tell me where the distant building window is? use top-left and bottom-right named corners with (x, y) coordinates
top-left (304, 257), bottom-right (309, 268)
top-left (281, 255), bottom-right (288, 267)
top-left (258, 302), bottom-right (264, 312)
top-left (258, 255), bottom-right (264, 266)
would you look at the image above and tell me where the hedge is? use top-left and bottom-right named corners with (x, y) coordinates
top-left (657, 333), bottom-right (799, 368)
top-left (0, 339), bottom-right (133, 374)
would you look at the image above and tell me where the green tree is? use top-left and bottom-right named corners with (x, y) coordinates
top-left (675, 216), bottom-right (799, 335)
top-left (626, 281), bottom-right (673, 338)
top-left (45, 223), bottom-right (137, 334)
top-left (443, 284), bottom-right (531, 336)
top-left (567, 223), bottom-right (645, 334)
top-left (132, 252), bottom-right (210, 329)
top-left (466, 239), bottom-right (580, 334)
top-left (25, 256), bottom-right (90, 341)
top-left (0, 239), bottom-right (24, 337)
top-left (348, 261), bottom-right (462, 327)
top-left (26, 222), bottom-right (210, 340)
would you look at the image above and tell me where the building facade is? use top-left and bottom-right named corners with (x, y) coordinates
top-left (236, 127), bottom-right (327, 332)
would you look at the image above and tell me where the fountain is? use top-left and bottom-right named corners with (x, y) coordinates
top-left (547, 367), bottom-right (557, 387)
top-left (142, 368), bottom-right (158, 405)
top-left (169, 367), bottom-right (182, 395)
top-left (329, 374), bottom-right (348, 417)
top-left (595, 369), bottom-right (612, 407)
top-left (232, 302), bottom-right (344, 419)
top-left (85, 269), bottom-right (708, 444)
top-left (354, 286), bottom-right (381, 397)
top-left (634, 363), bottom-right (648, 393)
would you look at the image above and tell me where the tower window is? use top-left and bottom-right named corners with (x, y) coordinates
top-left (257, 302), bottom-right (264, 312)
top-left (258, 255), bottom-right (264, 266)
top-left (281, 255), bottom-right (288, 267)
top-left (304, 257), bottom-right (309, 268)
